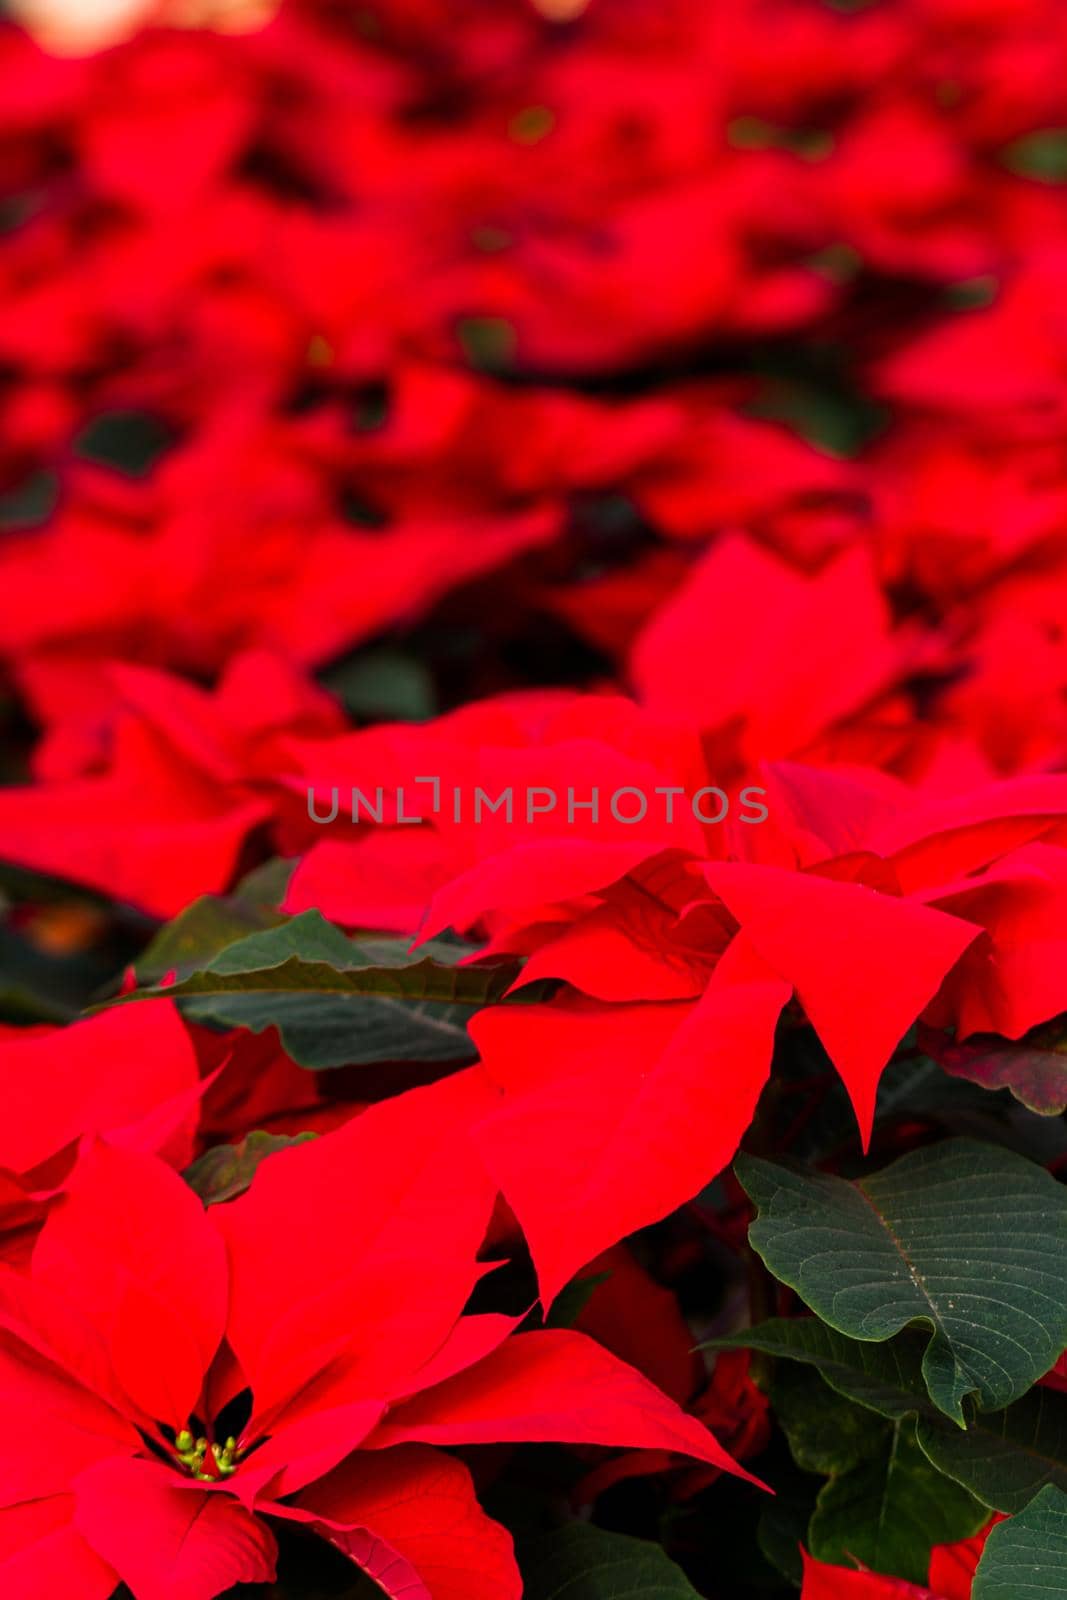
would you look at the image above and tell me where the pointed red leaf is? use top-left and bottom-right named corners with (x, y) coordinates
top-left (704, 864), bottom-right (980, 1144)
top-left (213, 1068), bottom-right (499, 1426)
top-left (471, 936), bottom-right (789, 1302)
top-left (0, 1003), bottom-right (199, 1178)
top-left (288, 1445), bottom-right (520, 1600)
top-left (372, 1328), bottom-right (763, 1487)
top-left (32, 1142), bottom-right (226, 1427)
top-left (0, 1495), bottom-right (117, 1600)
top-left (74, 1457), bottom-right (277, 1600)
top-left (0, 1330), bottom-right (136, 1506)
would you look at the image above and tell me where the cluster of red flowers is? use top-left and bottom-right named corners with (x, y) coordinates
top-left (2, 1), bottom-right (1067, 1597)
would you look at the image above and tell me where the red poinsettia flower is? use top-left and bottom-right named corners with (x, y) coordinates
top-left (0, 650), bottom-right (343, 917)
top-left (0, 1071), bottom-right (759, 1599)
top-left (278, 670), bottom-right (1067, 1302)
top-left (465, 760), bottom-right (1067, 1297)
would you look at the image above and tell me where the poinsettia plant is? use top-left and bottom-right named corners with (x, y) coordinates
top-left (4, 0), bottom-right (1067, 1596)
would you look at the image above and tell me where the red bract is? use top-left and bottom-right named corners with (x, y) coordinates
top-left (191, 1026), bottom-right (356, 1148)
top-left (628, 536), bottom-right (916, 762)
top-left (0, 1073), bottom-right (759, 1600)
top-left (0, 651), bottom-right (344, 915)
top-left (0, 1002), bottom-right (200, 1259)
top-left (880, 253), bottom-right (1067, 425)
top-left (571, 1249), bottom-right (771, 1504)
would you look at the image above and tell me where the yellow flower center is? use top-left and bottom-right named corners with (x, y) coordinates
top-left (174, 1428), bottom-right (243, 1481)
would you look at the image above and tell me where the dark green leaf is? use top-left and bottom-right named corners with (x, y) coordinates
top-left (920, 1387), bottom-right (1067, 1516)
top-left (323, 648), bottom-right (436, 723)
top-left (713, 1324), bottom-right (991, 1579)
top-left (543, 1271), bottom-right (612, 1331)
top-left (0, 922), bottom-right (85, 1023)
top-left (771, 1360), bottom-right (880, 1476)
top-left (457, 316), bottom-right (517, 373)
top-left (761, 1352), bottom-right (986, 1583)
top-left (1002, 130), bottom-right (1067, 183)
top-left (0, 467), bottom-right (59, 531)
top-left (705, 1319), bottom-right (934, 1423)
top-left (73, 410), bottom-right (172, 477)
top-left (973, 1485), bottom-right (1067, 1599)
top-left (757, 1457), bottom-right (822, 1588)
top-left (135, 893), bottom-right (287, 985)
top-left (519, 1524), bottom-right (702, 1600)
top-left (808, 1417), bottom-right (988, 1583)
top-left (124, 910), bottom-right (518, 1068)
top-left (184, 1132), bottom-right (317, 1205)
top-left (711, 1320), bottom-right (1067, 1514)
top-left (736, 1139), bottom-right (1067, 1423)
top-left (234, 857), bottom-right (298, 910)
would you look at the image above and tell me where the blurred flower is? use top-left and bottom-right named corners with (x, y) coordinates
top-left (531, 0), bottom-right (593, 19)
top-left (7, 0), bottom-right (278, 56)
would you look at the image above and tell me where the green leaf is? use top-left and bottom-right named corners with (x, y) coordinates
top-left (712, 1324), bottom-right (988, 1580)
top-left (184, 1132), bottom-right (317, 1205)
top-left (323, 648), bottom-right (436, 723)
top-left (457, 316), bottom-right (517, 373)
top-left (771, 1360), bottom-right (880, 1476)
top-left (233, 856), bottom-right (298, 910)
top-left (973, 1486), bottom-right (1067, 1599)
top-left (135, 893), bottom-right (287, 985)
top-left (756, 1455), bottom-right (822, 1588)
top-left (543, 1271), bottom-right (612, 1331)
top-left (519, 1525), bottom-right (702, 1600)
top-left (808, 1416), bottom-right (988, 1584)
top-left (710, 1320), bottom-right (1067, 1514)
top-left (123, 910), bottom-right (519, 1068)
top-left (706, 1318), bottom-right (931, 1419)
top-left (73, 409), bottom-right (172, 477)
top-left (764, 1352), bottom-right (986, 1583)
top-left (736, 1139), bottom-right (1067, 1423)
top-left (1002, 130), bottom-right (1067, 183)
top-left (921, 1383), bottom-right (1067, 1514)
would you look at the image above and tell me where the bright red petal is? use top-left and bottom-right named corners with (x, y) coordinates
top-left (631, 538), bottom-right (900, 758)
top-left (288, 1444), bottom-right (521, 1600)
top-left (924, 846), bottom-right (1067, 1039)
top-left (372, 1328), bottom-right (763, 1487)
top-left (704, 864), bottom-right (980, 1145)
top-left (0, 1496), bottom-right (116, 1600)
top-left (213, 1068), bottom-right (499, 1426)
top-left (0, 1002), bottom-right (199, 1177)
top-left (471, 936), bottom-right (788, 1302)
top-left (32, 1142), bottom-right (226, 1428)
top-left (800, 1550), bottom-right (935, 1598)
top-left (0, 1329), bottom-right (136, 1507)
top-left (226, 1398), bottom-right (385, 1506)
top-left (0, 761), bottom-right (267, 921)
